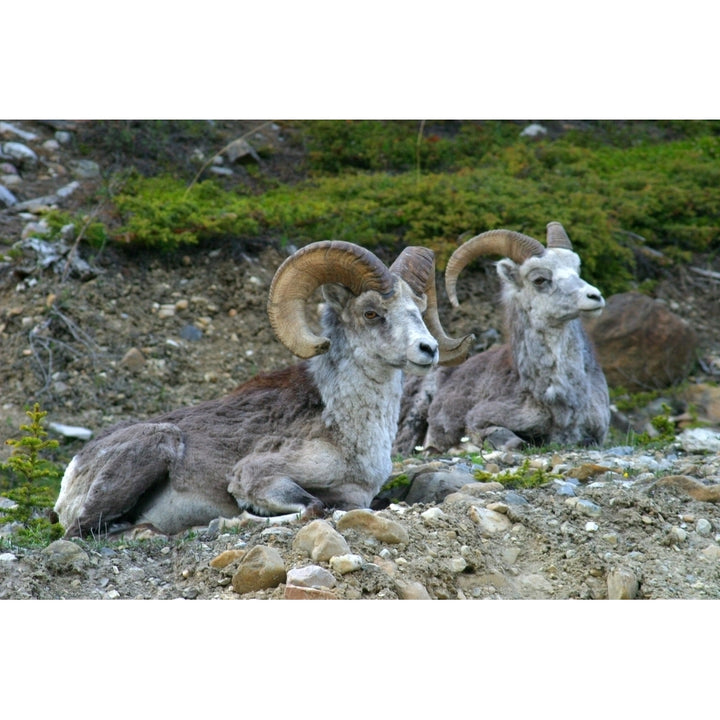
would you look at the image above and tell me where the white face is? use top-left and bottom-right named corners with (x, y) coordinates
top-left (498, 248), bottom-right (605, 326)
top-left (323, 279), bottom-right (439, 375)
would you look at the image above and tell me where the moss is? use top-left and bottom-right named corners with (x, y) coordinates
top-left (51, 120), bottom-right (720, 297)
top-left (473, 459), bottom-right (561, 489)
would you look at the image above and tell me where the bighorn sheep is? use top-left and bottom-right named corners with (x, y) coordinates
top-left (394, 222), bottom-right (610, 453)
top-left (55, 241), bottom-right (472, 537)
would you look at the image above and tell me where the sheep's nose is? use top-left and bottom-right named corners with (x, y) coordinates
top-left (420, 340), bottom-right (438, 360)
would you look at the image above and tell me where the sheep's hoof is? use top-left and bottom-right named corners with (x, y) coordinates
top-left (300, 500), bottom-right (325, 520)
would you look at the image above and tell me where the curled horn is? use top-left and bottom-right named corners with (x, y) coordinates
top-left (390, 246), bottom-right (474, 366)
top-left (268, 240), bottom-right (395, 359)
top-left (546, 221), bottom-right (573, 250)
top-left (445, 229), bottom-right (546, 307)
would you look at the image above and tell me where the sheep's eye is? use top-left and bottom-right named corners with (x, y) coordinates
top-left (532, 276), bottom-right (549, 287)
top-left (364, 310), bottom-right (379, 320)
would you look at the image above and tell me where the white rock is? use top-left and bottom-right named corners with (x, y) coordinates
top-left (468, 505), bottom-right (512, 536)
top-left (48, 422), bottom-right (93, 440)
top-left (0, 184), bottom-right (17, 207)
top-left (696, 518), bottom-right (712, 536)
top-left (520, 123), bottom-right (547, 137)
top-left (448, 557), bottom-right (467, 573)
top-left (0, 121), bottom-right (38, 141)
top-left (678, 428), bottom-right (720, 453)
top-left (286, 565), bottom-right (336, 589)
top-left (421, 507), bottom-right (446, 522)
top-left (2, 141), bottom-right (38, 166)
top-left (329, 554), bottom-right (363, 574)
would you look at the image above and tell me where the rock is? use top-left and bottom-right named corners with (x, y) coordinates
top-left (48, 422), bottom-right (93, 440)
top-left (405, 468), bottom-right (475, 504)
top-left (584, 291), bottom-right (697, 391)
top-left (336, 509), bottom-right (409, 544)
top-left (607, 568), bottom-right (639, 599)
top-left (120, 347), bottom-right (146, 372)
top-left (468, 505), bottom-right (512, 536)
top-left (1, 141), bottom-right (38, 168)
top-left (41, 540), bottom-right (90, 571)
top-left (0, 552), bottom-right (18, 563)
top-left (520, 123), bottom-right (547, 137)
top-left (225, 138), bottom-right (261, 164)
top-left (69, 159), bottom-right (100, 178)
top-left (284, 585), bottom-right (337, 599)
top-left (231, 545), bottom-right (286, 594)
top-left (0, 121), bottom-right (38, 142)
top-left (0, 185), bottom-right (17, 208)
top-left (696, 518), bottom-right (712, 536)
top-left (14, 237), bottom-right (97, 280)
top-left (329, 554), bottom-right (363, 574)
top-left (682, 383), bottom-right (720, 426)
top-left (293, 519), bottom-right (351, 562)
top-left (420, 507), bottom-right (447, 523)
top-left (677, 428), bottom-right (720, 454)
top-left (286, 564), bottom-right (336, 588)
top-left (209, 548), bottom-right (246, 569)
top-left (701, 545), bottom-right (720, 561)
top-left (395, 580), bottom-right (432, 599)
top-left (180, 325), bottom-right (203, 341)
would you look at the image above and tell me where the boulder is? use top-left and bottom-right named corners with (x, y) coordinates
top-left (584, 292), bottom-right (697, 391)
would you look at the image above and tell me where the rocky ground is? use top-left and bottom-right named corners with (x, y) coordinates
top-left (1, 119), bottom-right (720, 601)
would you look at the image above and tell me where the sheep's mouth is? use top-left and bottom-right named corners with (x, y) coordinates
top-left (405, 359), bottom-right (436, 375)
top-left (580, 306), bottom-right (604, 318)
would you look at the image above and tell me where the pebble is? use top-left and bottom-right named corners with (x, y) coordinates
top-left (41, 539), bottom-right (90, 571)
top-left (468, 505), bottom-right (512, 536)
top-left (607, 568), bottom-right (639, 599)
top-left (336, 509), bottom-right (409, 544)
top-left (420, 507), bottom-right (446, 522)
top-left (0, 184), bottom-right (17, 207)
top-left (120, 347), bottom-right (146, 371)
top-left (678, 428), bottom-right (720, 453)
top-left (286, 564), bottom-right (336, 588)
top-left (1, 141), bottom-right (38, 167)
top-left (329, 554), bottom-right (363, 574)
top-left (231, 545), bottom-right (286, 594)
top-left (396, 580), bottom-right (432, 599)
top-left (696, 519), bottom-right (712, 536)
top-left (293, 519), bottom-right (351, 562)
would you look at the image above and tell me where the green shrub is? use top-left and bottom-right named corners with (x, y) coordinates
top-left (1, 404), bottom-right (64, 547)
top-left (62, 121), bottom-right (720, 296)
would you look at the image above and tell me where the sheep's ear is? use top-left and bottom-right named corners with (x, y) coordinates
top-left (322, 282), bottom-right (354, 311)
top-left (497, 258), bottom-right (522, 287)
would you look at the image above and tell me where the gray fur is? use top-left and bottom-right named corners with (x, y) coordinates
top-left (55, 277), bottom-right (439, 538)
top-left (394, 247), bottom-right (610, 453)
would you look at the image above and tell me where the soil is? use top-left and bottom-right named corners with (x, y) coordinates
top-left (1, 120), bottom-right (719, 601)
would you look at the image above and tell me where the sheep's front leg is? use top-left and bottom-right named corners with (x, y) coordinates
top-left (227, 442), bottom-right (349, 519)
top-left (227, 457), bottom-right (324, 520)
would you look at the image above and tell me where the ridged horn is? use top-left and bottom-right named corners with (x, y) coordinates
top-left (445, 229), bottom-right (546, 307)
top-left (390, 246), bottom-right (474, 366)
top-left (268, 240), bottom-right (395, 359)
top-left (546, 221), bottom-right (573, 250)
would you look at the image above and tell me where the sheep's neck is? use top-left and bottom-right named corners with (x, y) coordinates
top-left (508, 308), bottom-right (592, 408)
top-left (309, 347), bottom-right (402, 461)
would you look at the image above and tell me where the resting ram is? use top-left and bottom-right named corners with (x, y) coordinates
top-left (394, 222), bottom-right (610, 453)
top-left (55, 240), bottom-right (472, 538)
